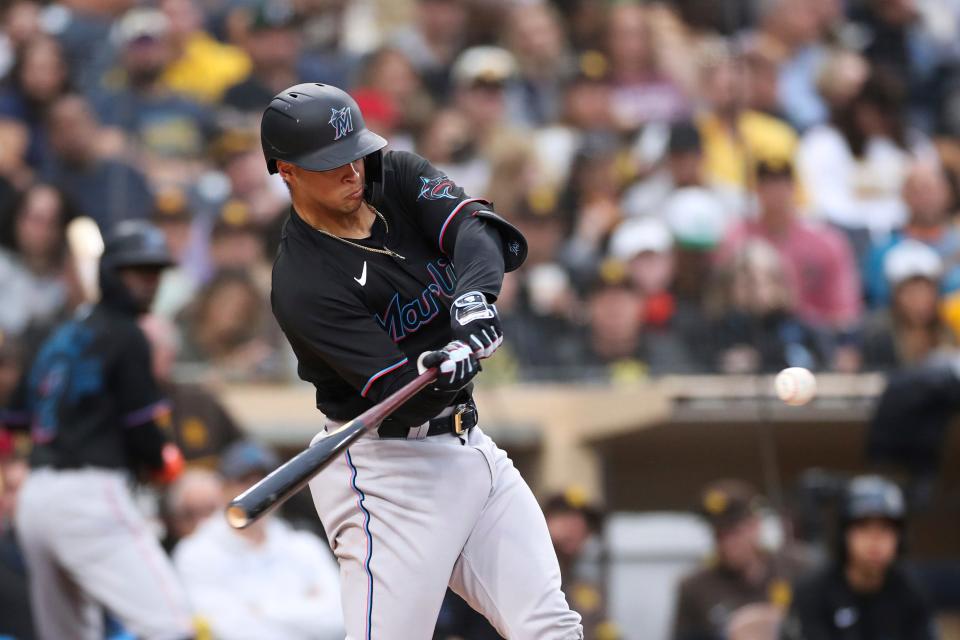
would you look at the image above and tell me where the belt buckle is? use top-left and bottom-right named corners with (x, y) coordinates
top-left (453, 405), bottom-right (468, 435)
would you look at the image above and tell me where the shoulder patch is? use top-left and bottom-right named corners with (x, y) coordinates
top-left (418, 175), bottom-right (458, 200)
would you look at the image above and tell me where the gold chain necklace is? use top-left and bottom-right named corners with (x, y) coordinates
top-left (312, 204), bottom-right (406, 260)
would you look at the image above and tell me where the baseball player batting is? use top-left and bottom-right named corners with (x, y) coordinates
top-left (262, 83), bottom-right (584, 639)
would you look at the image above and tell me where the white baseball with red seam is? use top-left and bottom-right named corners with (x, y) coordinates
top-left (774, 367), bottom-right (817, 406)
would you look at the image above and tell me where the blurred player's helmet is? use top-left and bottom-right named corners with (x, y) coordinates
top-left (100, 220), bottom-right (174, 271)
top-left (260, 83), bottom-right (388, 205)
top-left (842, 475), bottom-right (906, 523)
top-left (98, 221), bottom-right (174, 314)
top-left (835, 474), bottom-right (907, 565)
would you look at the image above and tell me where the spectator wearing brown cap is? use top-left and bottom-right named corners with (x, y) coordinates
top-left (544, 489), bottom-right (621, 640)
top-left (672, 480), bottom-right (807, 640)
top-left (139, 313), bottom-right (244, 467)
top-left (579, 260), bottom-right (646, 382)
top-left (578, 257), bottom-right (694, 380)
top-left (212, 126), bottom-right (289, 232)
top-left (208, 199), bottom-right (270, 287)
top-left (526, 68), bottom-right (614, 195)
top-left (149, 187), bottom-right (200, 318)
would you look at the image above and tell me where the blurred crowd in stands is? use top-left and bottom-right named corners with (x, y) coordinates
top-left (4, 0), bottom-right (960, 384)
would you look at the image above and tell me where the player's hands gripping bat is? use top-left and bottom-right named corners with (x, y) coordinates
top-left (450, 291), bottom-right (503, 359)
top-left (418, 340), bottom-right (478, 391)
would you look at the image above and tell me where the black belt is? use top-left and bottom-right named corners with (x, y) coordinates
top-left (377, 402), bottom-right (478, 439)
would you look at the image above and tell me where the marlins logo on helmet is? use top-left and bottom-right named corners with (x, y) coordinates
top-left (329, 107), bottom-right (354, 140)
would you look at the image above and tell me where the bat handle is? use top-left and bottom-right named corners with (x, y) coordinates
top-left (225, 368), bottom-right (439, 529)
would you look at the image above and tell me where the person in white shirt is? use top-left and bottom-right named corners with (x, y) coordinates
top-left (173, 440), bottom-right (344, 640)
top-left (797, 69), bottom-right (938, 252)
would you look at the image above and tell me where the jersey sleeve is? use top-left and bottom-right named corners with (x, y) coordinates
top-left (273, 282), bottom-right (456, 423)
top-left (390, 151), bottom-right (527, 271)
top-left (113, 326), bottom-right (171, 469)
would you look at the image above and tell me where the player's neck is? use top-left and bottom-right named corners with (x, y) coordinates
top-left (296, 199), bottom-right (376, 240)
top-left (846, 562), bottom-right (886, 593)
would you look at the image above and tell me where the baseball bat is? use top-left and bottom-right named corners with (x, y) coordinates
top-left (65, 216), bottom-right (104, 303)
top-left (225, 368), bottom-right (438, 529)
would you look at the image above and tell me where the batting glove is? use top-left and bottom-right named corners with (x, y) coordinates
top-left (450, 291), bottom-right (503, 359)
top-left (418, 340), bottom-right (479, 391)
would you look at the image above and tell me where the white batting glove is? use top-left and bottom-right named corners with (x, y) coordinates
top-left (450, 291), bottom-right (503, 359)
top-left (417, 340), bottom-right (479, 391)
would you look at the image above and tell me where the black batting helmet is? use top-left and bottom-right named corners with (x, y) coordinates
top-left (100, 220), bottom-right (174, 271)
top-left (98, 220), bottom-right (173, 313)
top-left (835, 474), bottom-right (907, 565)
top-left (260, 83), bottom-right (388, 204)
top-left (842, 475), bottom-right (906, 523)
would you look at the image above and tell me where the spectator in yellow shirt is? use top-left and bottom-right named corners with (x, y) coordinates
top-left (696, 49), bottom-right (798, 202)
top-left (160, 0), bottom-right (251, 104)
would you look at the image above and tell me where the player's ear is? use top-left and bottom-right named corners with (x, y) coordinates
top-left (276, 161), bottom-right (294, 185)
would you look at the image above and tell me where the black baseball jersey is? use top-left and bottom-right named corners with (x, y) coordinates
top-left (271, 150), bottom-right (526, 428)
top-left (3, 305), bottom-right (169, 472)
top-left (781, 564), bottom-right (935, 640)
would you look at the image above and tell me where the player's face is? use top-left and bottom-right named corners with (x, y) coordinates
top-left (846, 518), bottom-right (898, 575)
top-left (281, 159), bottom-right (366, 217)
top-left (117, 266), bottom-right (164, 313)
top-left (715, 515), bottom-right (762, 572)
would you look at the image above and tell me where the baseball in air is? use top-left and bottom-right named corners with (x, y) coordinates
top-left (774, 367), bottom-right (817, 406)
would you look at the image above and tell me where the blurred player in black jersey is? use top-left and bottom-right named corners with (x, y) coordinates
top-left (2, 221), bottom-right (194, 640)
